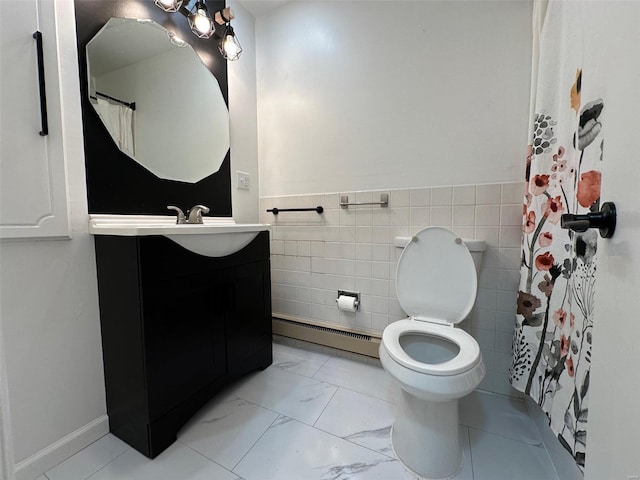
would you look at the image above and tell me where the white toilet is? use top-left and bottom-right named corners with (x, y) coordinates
top-left (380, 227), bottom-right (486, 479)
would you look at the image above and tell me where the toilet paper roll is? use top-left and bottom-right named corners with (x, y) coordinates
top-left (337, 295), bottom-right (358, 312)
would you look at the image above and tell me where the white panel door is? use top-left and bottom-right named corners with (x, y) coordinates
top-left (584, 2), bottom-right (640, 478)
top-left (0, 0), bottom-right (70, 239)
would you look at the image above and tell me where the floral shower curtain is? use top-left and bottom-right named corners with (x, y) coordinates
top-left (509, 1), bottom-right (603, 470)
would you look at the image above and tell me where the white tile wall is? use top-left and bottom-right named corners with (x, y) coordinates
top-left (260, 181), bottom-right (524, 397)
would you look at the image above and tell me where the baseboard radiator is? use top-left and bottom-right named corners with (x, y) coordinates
top-left (272, 315), bottom-right (381, 358)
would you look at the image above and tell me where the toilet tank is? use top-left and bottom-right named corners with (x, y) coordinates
top-left (394, 235), bottom-right (485, 272)
top-left (462, 239), bottom-right (486, 273)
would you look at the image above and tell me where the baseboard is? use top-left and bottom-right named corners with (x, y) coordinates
top-left (272, 315), bottom-right (381, 358)
top-left (14, 415), bottom-right (109, 480)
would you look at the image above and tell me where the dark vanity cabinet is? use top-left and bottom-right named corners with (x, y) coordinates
top-left (94, 231), bottom-right (272, 458)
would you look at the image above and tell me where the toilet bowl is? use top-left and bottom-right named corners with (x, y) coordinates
top-left (380, 227), bottom-right (485, 479)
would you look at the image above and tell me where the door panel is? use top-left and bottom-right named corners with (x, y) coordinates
top-left (583, 2), bottom-right (640, 478)
top-left (143, 277), bottom-right (226, 421)
top-left (224, 262), bottom-right (271, 373)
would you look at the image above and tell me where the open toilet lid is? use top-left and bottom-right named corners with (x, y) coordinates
top-left (396, 227), bottom-right (477, 324)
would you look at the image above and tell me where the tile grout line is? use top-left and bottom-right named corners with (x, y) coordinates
top-left (82, 446), bottom-right (132, 480)
top-left (176, 439), bottom-right (239, 478)
top-left (311, 385), bottom-right (339, 428)
top-left (224, 387), bottom-right (331, 430)
top-left (229, 413), bottom-right (285, 473)
top-left (465, 425), bottom-right (545, 448)
top-left (310, 361), bottom-right (400, 405)
top-left (465, 425), bottom-right (475, 480)
top-left (311, 421), bottom-right (397, 461)
top-left (535, 430), bottom-right (563, 480)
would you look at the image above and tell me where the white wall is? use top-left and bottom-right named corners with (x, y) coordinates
top-left (0, 2), bottom-right (107, 477)
top-left (229, 0), bottom-right (260, 223)
top-left (256, 1), bottom-right (533, 197)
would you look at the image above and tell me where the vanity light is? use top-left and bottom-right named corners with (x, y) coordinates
top-left (153, 0), bottom-right (183, 13)
top-left (188, 1), bottom-right (215, 38)
top-left (218, 20), bottom-right (242, 61)
top-left (153, 0), bottom-right (242, 60)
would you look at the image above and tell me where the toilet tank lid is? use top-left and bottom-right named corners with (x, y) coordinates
top-left (394, 236), bottom-right (485, 251)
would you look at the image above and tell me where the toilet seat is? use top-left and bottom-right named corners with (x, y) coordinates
top-left (384, 227), bottom-right (481, 376)
top-left (395, 227), bottom-right (477, 324)
top-left (382, 319), bottom-right (481, 376)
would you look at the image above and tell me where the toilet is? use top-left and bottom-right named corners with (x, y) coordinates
top-left (380, 227), bottom-right (486, 479)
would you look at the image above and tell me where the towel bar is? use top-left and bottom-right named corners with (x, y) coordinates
top-left (340, 193), bottom-right (388, 208)
top-left (267, 206), bottom-right (324, 215)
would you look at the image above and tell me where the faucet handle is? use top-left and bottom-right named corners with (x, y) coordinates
top-left (167, 205), bottom-right (186, 224)
top-left (187, 205), bottom-right (210, 224)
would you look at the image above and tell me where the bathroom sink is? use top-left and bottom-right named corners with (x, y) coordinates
top-left (89, 214), bottom-right (270, 257)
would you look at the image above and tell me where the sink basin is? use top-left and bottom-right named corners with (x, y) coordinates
top-left (89, 214), bottom-right (271, 257)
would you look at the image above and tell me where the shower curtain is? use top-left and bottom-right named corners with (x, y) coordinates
top-left (95, 97), bottom-right (136, 158)
top-left (509, 0), bottom-right (604, 471)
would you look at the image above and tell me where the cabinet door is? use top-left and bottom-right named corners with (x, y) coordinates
top-left (142, 275), bottom-right (226, 421)
top-left (0, 0), bottom-right (70, 239)
top-left (224, 261), bottom-right (272, 374)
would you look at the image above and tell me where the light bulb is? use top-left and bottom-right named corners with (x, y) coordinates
top-left (153, 0), bottom-right (182, 13)
top-left (193, 9), bottom-right (211, 33)
top-left (188, 1), bottom-right (214, 38)
top-left (218, 25), bottom-right (242, 61)
top-left (222, 36), bottom-right (240, 57)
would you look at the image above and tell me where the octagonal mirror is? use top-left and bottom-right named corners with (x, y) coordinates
top-left (86, 18), bottom-right (230, 183)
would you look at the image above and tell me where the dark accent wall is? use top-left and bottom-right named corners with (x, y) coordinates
top-left (74, 0), bottom-right (232, 216)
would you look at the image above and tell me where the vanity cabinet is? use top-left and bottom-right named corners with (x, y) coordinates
top-left (94, 231), bottom-right (272, 458)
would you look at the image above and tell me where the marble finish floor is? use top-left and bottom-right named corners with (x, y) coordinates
top-left (39, 342), bottom-right (560, 480)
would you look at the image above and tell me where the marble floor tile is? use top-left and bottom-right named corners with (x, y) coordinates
top-left (86, 442), bottom-right (239, 480)
top-left (526, 399), bottom-right (583, 480)
top-left (312, 356), bottom-right (402, 404)
top-left (46, 434), bottom-right (129, 480)
top-left (459, 391), bottom-right (542, 446)
top-left (38, 343), bottom-right (562, 480)
top-left (178, 396), bottom-right (279, 470)
top-left (469, 427), bottom-right (558, 480)
top-left (225, 367), bottom-right (337, 425)
top-left (271, 342), bottom-right (331, 377)
top-left (233, 416), bottom-right (419, 480)
top-left (314, 387), bottom-right (396, 456)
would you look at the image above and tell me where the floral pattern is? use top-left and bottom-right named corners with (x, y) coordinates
top-left (509, 67), bottom-right (604, 471)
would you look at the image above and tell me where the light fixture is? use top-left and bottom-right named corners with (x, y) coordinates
top-left (153, 0), bottom-right (183, 13)
top-left (217, 12), bottom-right (242, 61)
top-left (188, 1), bottom-right (215, 38)
top-left (153, 1), bottom-right (242, 61)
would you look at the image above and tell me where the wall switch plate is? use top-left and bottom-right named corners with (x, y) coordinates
top-left (237, 171), bottom-right (250, 190)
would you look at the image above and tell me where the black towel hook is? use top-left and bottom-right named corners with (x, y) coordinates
top-left (560, 201), bottom-right (616, 238)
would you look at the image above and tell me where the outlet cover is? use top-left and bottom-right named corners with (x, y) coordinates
top-left (237, 171), bottom-right (250, 190)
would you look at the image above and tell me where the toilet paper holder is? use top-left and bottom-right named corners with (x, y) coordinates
top-left (336, 290), bottom-right (360, 311)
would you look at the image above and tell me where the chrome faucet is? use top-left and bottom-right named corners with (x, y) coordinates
top-left (187, 205), bottom-right (210, 224)
top-left (167, 205), bottom-right (187, 224)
